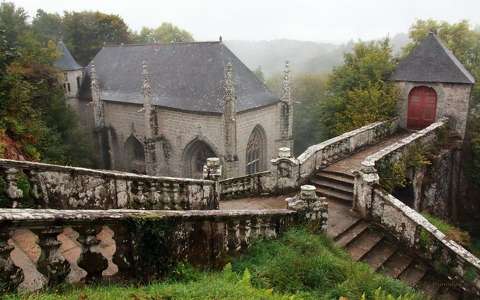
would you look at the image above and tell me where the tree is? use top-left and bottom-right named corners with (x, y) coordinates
top-left (267, 73), bottom-right (328, 155)
top-left (132, 23), bottom-right (194, 44)
top-left (254, 66), bottom-right (265, 83)
top-left (320, 39), bottom-right (398, 136)
top-left (0, 2), bottom-right (93, 166)
top-left (62, 11), bottom-right (131, 65)
top-left (31, 9), bottom-right (63, 44)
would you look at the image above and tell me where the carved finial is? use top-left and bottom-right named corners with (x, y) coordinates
top-left (281, 60), bottom-right (291, 104)
top-left (224, 62), bottom-right (235, 104)
top-left (142, 60), bottom-right (152, 101)
top-left (219, 35), bottom-right (223, 42)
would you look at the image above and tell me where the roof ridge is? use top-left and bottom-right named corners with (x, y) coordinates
top-left (103, 41), bottom-right (222, 48)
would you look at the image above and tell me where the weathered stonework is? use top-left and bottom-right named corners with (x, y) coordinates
top-left (0, 208), bottom-right (296, 292)
top-left (395, 81), bottom-right (472, 139)
top-left (0, 159), bottom-right (217, 210)
top-left (286, 185), bottom-right (328, 232)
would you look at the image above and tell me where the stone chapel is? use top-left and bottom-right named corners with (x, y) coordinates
top-left (55, 40), bottom-right (293, 178)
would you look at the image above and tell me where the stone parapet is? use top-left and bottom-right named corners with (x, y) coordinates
top-left (0, 159), bottom-right (217, 210)
top-left (0, 208), bottom-right (295, 292)
top-left (297, 118), bottom-right (398, 182)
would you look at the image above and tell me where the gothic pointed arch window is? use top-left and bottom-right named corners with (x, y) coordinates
top-left (125, 135), bottom-right (145, 173)
top-left (246, 125), bottom-right (267, 174)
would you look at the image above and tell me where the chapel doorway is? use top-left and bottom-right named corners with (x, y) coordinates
top-left (183, 139), bottom-right (216, 179)
top-left (407, 86), bottom-right (437, 129)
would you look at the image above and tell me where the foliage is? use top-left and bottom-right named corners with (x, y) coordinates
top-left (378, 144), bottom-right (431, 193)
top-left (421, 213), bottom-right (471, 248)
top-left (4, 228), bottom-right (424, 300)
top-left (320, 39), bottom-right (398, 136)
top-left (0, 2), bottom-right (94, 166)
top-left (131, 22), bottom-right (194, 44)
top-left (254, 66), bottom-right (265, 83)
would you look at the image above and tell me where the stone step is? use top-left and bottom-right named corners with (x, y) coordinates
top-left (360, 239), bottom-right (397, 271)
top-left (310, 177), bottom-right (353, 194)
top-left (315, 186), bottom-right (353, 202)
top-left (381, 251), bottom-right (414, 279)
top-left (346, 229), bottom-right (384, 261)
top-left (335, 220), bottom-right (369, 248)
top-left (398, 262), bottom-right (428, 287)
top-left (316, 170), bottom-right (354, 185)
top-left (327, 214), bottom-right (361, 240)
top-left (416, 274), bottom-right (442, 299)
top-left (437, 288), bottom-right (461, 300)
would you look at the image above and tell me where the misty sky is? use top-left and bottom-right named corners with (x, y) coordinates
top-left (13, 0), bottom-right (480, 43)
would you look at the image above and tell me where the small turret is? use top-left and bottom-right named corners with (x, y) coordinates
top-left (54, 41), bottom-right (83, 99)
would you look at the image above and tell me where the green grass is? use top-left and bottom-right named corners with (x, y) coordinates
top-left (4, 228), bottom-right (425, 300)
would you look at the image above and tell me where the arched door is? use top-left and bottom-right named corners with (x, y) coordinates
top-left (407, 86), bottom-right (437, 129)
top-left (125, 135), bottom-right (145, 173)
top-left (183, 140), bottom-right (216, 178)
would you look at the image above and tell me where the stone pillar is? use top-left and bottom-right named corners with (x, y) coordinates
top-left (277, 61), bottom-right (294, 150)
top-left (353, 162), bottom-right (379, 219)
top-left (90, 64), bottom-right (109, 169)
top-left (90, 64), bottom-right (105, 129)
top-left (223, 62), bottom-right (238, 178)
top-left (286, 185), bottom-right (328, 232)
top-left (203, 157), bottom-right (222, 181)
top-left (270, 147), bottom-right (299, 193)
top-left (141, 61), bottom-right (157, 176)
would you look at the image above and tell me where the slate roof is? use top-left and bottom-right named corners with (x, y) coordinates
top-left (391, 33), bottom-right (475, 84)
top-left (80, 41), bottom-right (279, 113)
top-left (54, 41), bottom-right (82, 71)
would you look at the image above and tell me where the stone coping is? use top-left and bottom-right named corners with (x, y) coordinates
top-left (0, 159), bottom-right (214, 185)
top-left (361, 118), bottom-right (448, 168)
top-left (219, 171), bottom-right (271, 183)
top-left (375, 189), bottom-right (480, 270)
top-left (0, 208), bottom-right (296, 222)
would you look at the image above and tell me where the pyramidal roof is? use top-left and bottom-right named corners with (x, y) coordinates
top-left (80, 41), bottom-right (279, 113)
top-left (54, 41), bottom-right (82, 71)
top-left (391, 33), bottom-right (475, 84)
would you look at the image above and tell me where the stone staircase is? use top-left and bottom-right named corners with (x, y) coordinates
top-left (310, 171), bottom-right (465, 300)
top-left (310, 170), bottom-right (354, 203)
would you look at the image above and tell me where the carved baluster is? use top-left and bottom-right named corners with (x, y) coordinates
top-left (162, 182), bottom-right (171, 209)
top-left (38, 228), bottom-right (69, 285)
top-left (57, 227), bottom-right (87, 283)
top-left (226, 220), bottom-right (238, 254)
top-left (172, 183), bottom-right (182, 210)
top-left (5, 168), bottom-right (23, 207)
top-left (238, 219), bottom-right (248, 250)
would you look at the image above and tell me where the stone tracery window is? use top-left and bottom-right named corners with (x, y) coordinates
top-left (246, 125), bottom-right (267, 175)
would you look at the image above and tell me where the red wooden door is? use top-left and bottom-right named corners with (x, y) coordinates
top-left (407, 86), bottom-right (437, 129)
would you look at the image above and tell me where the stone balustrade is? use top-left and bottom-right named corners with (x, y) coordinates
top-left (0, 208), bottom-right (295, 292)
top-left (0, 159), bottom-right (217, 210)
top-left (367, 189), bottom-right (480, 295)
top-left (219, 171), bottom-right (274, 199)
top-left (297, 118), bottom-right (398, 182)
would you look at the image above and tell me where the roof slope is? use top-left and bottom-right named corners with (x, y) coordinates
top-left (82, 41), bottom-right (279, 113)
top-left (391, 33), bottom-right (475, 84)
top-left (54, 41), bottom-right (82, 71)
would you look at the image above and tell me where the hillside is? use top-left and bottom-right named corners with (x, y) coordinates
top-left (225, 33), bottom-right (409, 76)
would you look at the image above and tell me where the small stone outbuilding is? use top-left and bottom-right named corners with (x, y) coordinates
top-left (391, 32), bottom-right (475, 139)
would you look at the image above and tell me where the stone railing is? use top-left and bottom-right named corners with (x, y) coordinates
top-left (367, 188), bottom-right (480, 295)
top-left (353, 118), bottom-right (480, 294)
top-left (218, 119), bottom-right (398, 201)
top-left (0, 159), bottom-right (217, 210)
top-left (219, 171), bottom-right (273, 199)
top-left (0, 208), bottom-right (296, 292)
top-left (354, 118), bottom-right (448, 215)
top-left (297, 118), bottom-right (398, 182)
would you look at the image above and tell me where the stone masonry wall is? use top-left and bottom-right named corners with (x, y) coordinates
top-left (0, 208), bottom-right (295, 292)
top-left (395, 81), bottom-right (472, 138)
top-left (102, 101), bottom-right (278, 178)
top-left (0, 159), bottom-right (217, 210)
